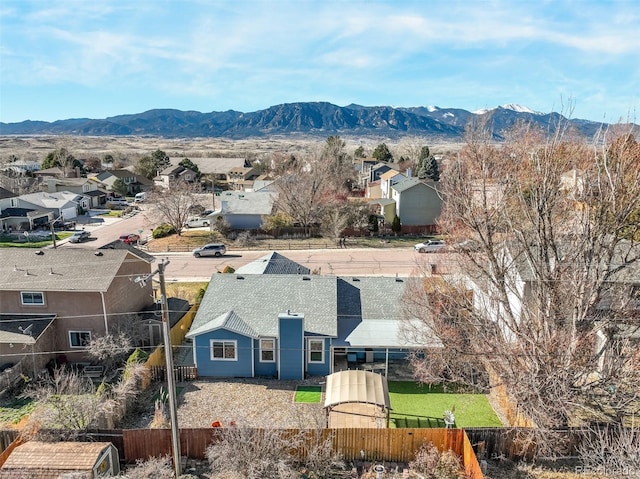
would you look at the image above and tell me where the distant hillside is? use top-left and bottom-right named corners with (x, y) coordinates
top-left (0, 102), bottom-right (623, 140)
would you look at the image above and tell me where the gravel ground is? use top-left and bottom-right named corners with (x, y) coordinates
top-left (126, 377), bottom-right (327, 429)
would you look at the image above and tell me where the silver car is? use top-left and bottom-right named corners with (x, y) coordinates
top-left (68, 230), bottom-right (91, 243)
top-left (192, 243), bottom-right (226, 258)
top-left (414, 239), bottom-right (447, 253)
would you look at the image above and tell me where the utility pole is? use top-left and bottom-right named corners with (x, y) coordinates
top-left (136, 259), bottom-right (181, 476)
top-left (157, 259), bottom-right (182, 477)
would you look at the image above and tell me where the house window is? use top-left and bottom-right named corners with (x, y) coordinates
top-left (211, 340), bottom-right (237, 361)
top-left (69, 331), bottom-right (91, 348)
top-left (308, 339), bottom-right (324, 363)
top-left (20, 292), bottom-right (44, 305)
top-left (260, 338), bottom-right (275, 362)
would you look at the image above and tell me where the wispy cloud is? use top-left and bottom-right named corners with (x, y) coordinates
top-left (1, 0), bottom-right (638, 122)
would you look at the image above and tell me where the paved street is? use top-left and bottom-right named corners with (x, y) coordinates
top-left (58, 210), bottom-right (449, 280)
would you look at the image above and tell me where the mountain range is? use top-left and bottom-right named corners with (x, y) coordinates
top-left (0, 102), bottom-right (624, 140)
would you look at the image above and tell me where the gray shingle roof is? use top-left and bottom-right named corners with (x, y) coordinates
top-left (218, 191), bottom-right (276, 215)
top-left (188, 311), bottom-right (258, 338)
top-left (193, 274), bottom-right (339, 337)
top-left (191, 274), bottom-right (412, 340)
top-left (0, 248), bottom-right (149, 292)
top-left (234, 252), bottom-right (310, 275)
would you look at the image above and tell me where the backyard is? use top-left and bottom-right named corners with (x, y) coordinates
top-left (387, 381), bottom-right (502, 428)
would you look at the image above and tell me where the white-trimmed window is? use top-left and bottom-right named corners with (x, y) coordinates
top-left (211, 340), bottom-right (237, 361)
top-left (21, 291), bottom-right (44, 305)
top-left (259, 338), bottom-right (275, 362)
top-left (69, 331), bottom-right (91, 348)
top-left (308, 339), bottom-right (324, 363)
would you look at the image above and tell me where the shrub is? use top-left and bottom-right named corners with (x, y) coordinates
top-left (152, 223), bottom-right (176, 239)
top-left (127, 348), bottom-right (149, 365)
top-left (408, 442), bottom-right (466, 479)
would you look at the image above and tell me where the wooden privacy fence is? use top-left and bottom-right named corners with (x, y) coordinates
top-left (122, 428), bottom-right (484, 478)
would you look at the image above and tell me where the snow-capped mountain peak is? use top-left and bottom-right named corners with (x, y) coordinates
top-left (473, 104), bottom-right (542, 115)
top-left (426, 105), bottom-right (439, 112)
top-left (499, 104), bottom-right (542, 115)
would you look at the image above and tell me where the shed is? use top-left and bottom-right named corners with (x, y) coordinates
top-left (324, 370), bottom-right (391, 428)
top-left (0, 441), bottom-right (119, 478)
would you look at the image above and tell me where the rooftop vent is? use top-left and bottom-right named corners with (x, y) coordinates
top-left (94, 251), bottom-right (103, 256)
top-left (34, 250), bottom-right (44, 255)
top-left (236, 275), bottom-right (245, 280)
top-left (352, 277), bottom-right (360, 282)
top-left (302, 276), bottom-right (311, 281)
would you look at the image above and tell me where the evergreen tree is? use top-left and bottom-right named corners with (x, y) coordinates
top-left (372, 143), bottom-right (393, 163)
top-left (391, 215), bottom-right (401, 234)
top-left (416, 146), bottom-right (440, 181)
top-left (179, 157), bottom-right (201, 179)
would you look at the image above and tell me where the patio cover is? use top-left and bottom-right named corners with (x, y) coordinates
top-left (324, 370), bottom-right (391, 410)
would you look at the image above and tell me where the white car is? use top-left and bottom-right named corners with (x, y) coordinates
top-left (184, 217), bottom-right (211, 228)
top-left (414, 240), bottom-right (447, 253)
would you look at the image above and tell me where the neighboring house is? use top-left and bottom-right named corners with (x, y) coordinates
top-left (227, 166), bottom-right (259, 190)
top-left (367, 198), bottom-right (396, 224)
top-left (0, 247), bottom-right (155, 372)
top-left (44, 177), bottom-right (107, 209)
top-left (469, 242), bottom-right (640, 354)
top-left (365, 180), bottom-right (382, 199)
top-left (0, 187), bottom-right (15, 201)
top-left (390, 178), bottom-right (443, 228)
top-left (154, 164), bottom-right (198, 189)
top-left (170, 157), bottom-right (251, 182)
top-left (32, 166), bottom-right (66, 179)
top-left (0, 441), bottom-right (120, 478)
top-left (94, 169), bottom-right (153, 195)
top-left (1, 160), bottom-right (40, 177)
top-left (379, 170), bottom-right (407, 199)
top-left (251, 178), bottom-right (277, 192)
top-left (365, 163), bottom-right (399, 188)
top-left (234, 251), bottom-right (310, 275)
top-left (186, 265), bottom-right (434, 380)
top-left (0, 191), bottom-right (82, 231)
top-left (206, 190), bottom-right (277, 230)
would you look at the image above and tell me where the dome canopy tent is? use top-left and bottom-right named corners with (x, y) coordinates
top-left (324, 370), bottom-right (391, 428)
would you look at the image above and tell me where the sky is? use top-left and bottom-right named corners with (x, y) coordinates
top-left (1, 0), bottom-right (639, 124)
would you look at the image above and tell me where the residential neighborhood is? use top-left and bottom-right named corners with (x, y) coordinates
top-left (0, 129), bottom-right (638, 479)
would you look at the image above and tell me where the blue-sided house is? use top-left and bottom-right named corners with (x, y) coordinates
top-left (186, 259), bottom-right (438, 379)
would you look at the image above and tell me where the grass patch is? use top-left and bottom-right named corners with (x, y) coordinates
top-left (165, 282), bottom-right (208, 304)
top-left (0, 233), bottom-right (72, 248)
top-left (147, 230), bottom-right (439, 253)
top-left (388, 381), bottom-right (502, 428)
top-left (294, 385), bottom-right (322, 403)
top-left (99, 210), bottom-right (124, 217)
top-left (0, 398), bottom-right (36, 425)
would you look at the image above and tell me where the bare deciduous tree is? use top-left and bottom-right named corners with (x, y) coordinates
top-left (404, 119), bottom-right (640, 450)
top-left (148, 180), bottom-right (202, 236)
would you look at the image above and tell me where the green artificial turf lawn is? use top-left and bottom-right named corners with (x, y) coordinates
top-left (388, 381), bottom-right (502, 428)
top-left (294, 385), bottom-right (322, 403)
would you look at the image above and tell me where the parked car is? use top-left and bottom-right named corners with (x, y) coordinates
top-left (193, 243), bottom-right (226, 258)
top-left (119, 233), bottom-right (141, 245)
top-left (184, 217), bottom-right (211, 228)
top-left (68, 230), bottom-right (91, 243)
top-left (414, 239), bottom-right (447, 253)
top-left (106, 198), bottom-right (130, 209)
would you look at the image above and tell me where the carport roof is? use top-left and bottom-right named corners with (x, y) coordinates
top-left (324, 370), bottom-right (391, 410)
